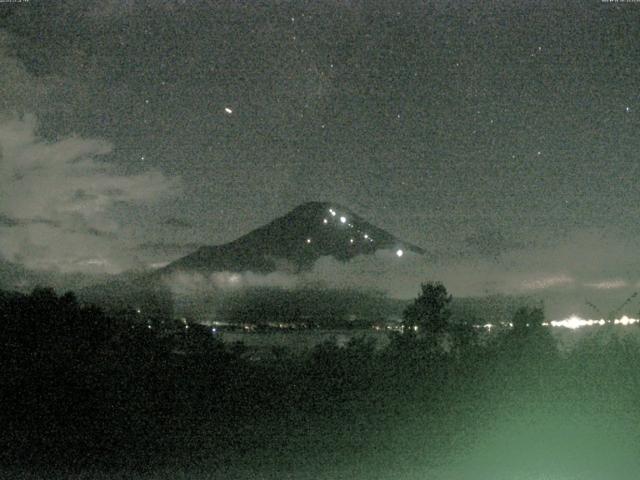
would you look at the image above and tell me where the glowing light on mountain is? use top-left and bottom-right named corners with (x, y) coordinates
top-left (396, 249), bottom-right (403, 257)
top-left (323, 218), bottom-right (328, 224)
top-left (340, 216), bottom-right (346, 223)
top-left (364, 234), bottom-right (369, 239)
top-left (306, 238), bottom-right (312, 244)
top-left (224, 107), bottom-right (233, 114)
top-left (350, 238), bottom-right (354, 244)
top-left (329, 209), bottom-right (336, 216)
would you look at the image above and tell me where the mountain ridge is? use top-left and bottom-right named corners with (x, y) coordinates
top-left (161, 201), bottom-right (425, 275)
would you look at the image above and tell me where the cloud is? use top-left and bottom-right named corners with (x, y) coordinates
top-left (0, 30), bottom-right (184, 274)
top-left (520, 274), bottom-right (574, 291)
top-left (0, 114), bottom-right (179, 273)
top-left (164, 270), bottom-right (298, 296)
top-left (159, 229), bottom-right (640, 320)
top-left (584, 280), bottom-right (628, 290)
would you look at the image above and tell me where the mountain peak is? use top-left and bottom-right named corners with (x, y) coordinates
top-left (163, 202), bottom-right (424, 274)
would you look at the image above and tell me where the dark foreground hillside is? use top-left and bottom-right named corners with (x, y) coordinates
top-left (2, 288), bottom-right (640, 479)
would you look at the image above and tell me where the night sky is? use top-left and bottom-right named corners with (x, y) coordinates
top-left (1, 0), bottom-right (640, 314)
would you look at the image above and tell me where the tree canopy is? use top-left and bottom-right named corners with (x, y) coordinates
top-left (402, 281), bottom-right (452, 338)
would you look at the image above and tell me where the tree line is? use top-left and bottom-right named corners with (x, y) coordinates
top-left (0, 282), bottom-right (636, 475)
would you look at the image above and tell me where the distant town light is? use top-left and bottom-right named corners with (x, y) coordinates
top-left (340, 216), bottom-right (346, 223)
top-left (306, 238), bottom-right (312, 244)
top-left (323, 218), bottom-right (328, 224)
top-left (396, 249), bottom-right (404, 257)
top-left (350, 238), bottom-right (354, 244)
top-left (224, 107), bottom-right (233, 114)
top-left (364, 234), bottom-right (369, 239)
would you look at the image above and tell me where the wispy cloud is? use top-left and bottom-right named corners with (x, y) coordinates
top-left (520, 274), bottom-right (574, 291)
top-left (584, 280), bottom-right (628, 290)
top-left (164, 270), bottom-right (298, 296)
top-left (0, 115), bottom-right (179, 273)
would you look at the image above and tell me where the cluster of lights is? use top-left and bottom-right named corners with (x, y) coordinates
top-left (305, 208), bottom-right (404, 258)
top-left (474, 322), bottom-right (513, 330)
top-left (548, 315), bottom-right (638, 330)
top-left (319, 208), bottom-right (377, 244)
top-left (306, 208), bottom-right (406, 258)
top-left (476, 315), bottom-right (639, 331)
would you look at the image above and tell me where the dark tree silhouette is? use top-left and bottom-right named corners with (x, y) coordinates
top-left (499, 304), bottom-right (558, 369)
top-left (402, 281), bottom-right (452, 339)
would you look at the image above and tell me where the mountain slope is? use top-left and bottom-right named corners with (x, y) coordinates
top-left (163, 201), bottom-right (425, 274)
